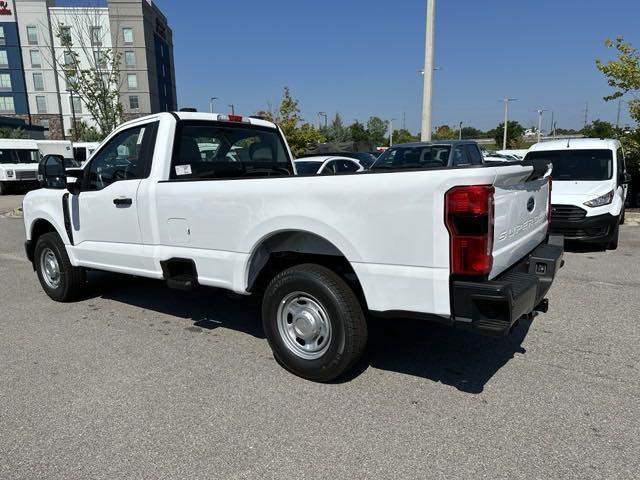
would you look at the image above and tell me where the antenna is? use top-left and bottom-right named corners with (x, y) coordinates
top-left (583, 102), bottom-right (589, 128)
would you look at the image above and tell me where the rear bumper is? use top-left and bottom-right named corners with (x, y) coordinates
top-left (550, 212), bottom-right (618, 242)
top-left (451, 236), bottom-right (564, 336)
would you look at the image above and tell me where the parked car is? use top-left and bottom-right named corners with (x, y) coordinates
top-left (0, 139), bottom-right (41, 195)
top-left (24, 112), bottom-right (562, 381)
top-left (371, 140), bottom-right (485, 170)
top-left (299, 152), bottom-right (378, 169)
top-left (524, 138), bottom-right (630, 249)
top-left (294, 156), bottom-right (364, 175)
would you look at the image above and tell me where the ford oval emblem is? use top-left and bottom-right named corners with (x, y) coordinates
top-left (527, 196), bottom-right (535, 212)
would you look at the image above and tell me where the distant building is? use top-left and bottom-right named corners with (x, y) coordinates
top-left (0, 0), bottom-right (177, 139)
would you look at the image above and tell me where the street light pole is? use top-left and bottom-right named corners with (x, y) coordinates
top-left (501, 98), bottom-right (517, 150)
top-left (420, 0), bottom-right (435, 141)
top-left (458, 121), bottom-right (463, 140)
top-left (389, 118), bottom-right (396, 146)
top-left (536, 108), bottom-right (548, 143)
top-left (228, 104), bottom-right (235, 115)
top-left (69, 89), bottom-right (77, 142)
top-left (209, 97), bottom-right (218, 113)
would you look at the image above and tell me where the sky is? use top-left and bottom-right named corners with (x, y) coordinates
top-left (154, 0), bottom-right (640, 133)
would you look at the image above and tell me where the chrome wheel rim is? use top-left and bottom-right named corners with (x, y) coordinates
top-left (276, 292), bottom-right (332, 360)
top-left (40, 247), bottom-right (61, 289)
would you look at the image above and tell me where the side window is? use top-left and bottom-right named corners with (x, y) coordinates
top-left (452, 146), bottom-right (469, 166)
top-left (86, 122), bottom-right (157, 190)
top-left (336, 159), bottom-right (360, 173)
top-left (321, 161), bottom-right (337, 174)
top-left (465, 145), bottom-right (483, 165)
top-left (170, 122), bottom-right (291, 180)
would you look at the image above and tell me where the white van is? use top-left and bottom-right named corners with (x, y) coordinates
top-left (0, 139), bottom-right (41, 195)
top-left (524, 138), bottom-right (629, 249)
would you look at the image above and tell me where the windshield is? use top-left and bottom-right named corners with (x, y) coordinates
top-left (0, 149), bottom-right (40, 164)
top-left (372, 145), bottom-right (451, 170)
top-left (525, 149), bottom-right (613, 181)
top-left (294, 161), bottom-right (322, 175)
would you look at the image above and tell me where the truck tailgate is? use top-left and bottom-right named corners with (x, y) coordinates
top-left (491, 164), bottom-right (551, 279)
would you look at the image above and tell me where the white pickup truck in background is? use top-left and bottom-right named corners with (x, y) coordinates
top-left (24, 112), bottom-right (563, 381)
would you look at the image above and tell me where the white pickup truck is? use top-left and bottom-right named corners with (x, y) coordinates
top-left (24, 112), bottom-right (563, 381)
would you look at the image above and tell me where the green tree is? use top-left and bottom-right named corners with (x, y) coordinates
top-left (582, 119), bottom-right (618, 138)
top-left (54, 20), bottom-right (123, 137)
top-left (72, 119), bottom-right (104, 142)
top-left (257, 87), bottom-right (323, 157)
top-left (0, 127), bottom-right (27, 139)
top-left (326, 113), bottom-right (349, 142)
top-left (596, 37), bottom-right (640, 123)
top-left (494, 121), bottom-right (525, 148)
top-left (433, 125), bottom-right (457, 140)
top-left (392, 129), bottom-right (419, 144)
top-left (366, 116), bottom-right (387, 146)
top-left (348, 121), bottom-right (368, 142)
top-left (460, 126), bottom-right (484, 139)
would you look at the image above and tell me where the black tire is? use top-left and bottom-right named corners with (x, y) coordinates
top-left (262, 264), bottom-right (368, 382)
top-left (620, 207), bottom-right (625, 225)
top-left (0, 181), bottom-right (6, 196)
top-left (607, 224), bottom-right (619, 250)
top-left (34, 232), bottom-right (86, 302)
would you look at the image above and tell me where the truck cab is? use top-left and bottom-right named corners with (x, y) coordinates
top-left (0, 139), bottom-right (41, 195)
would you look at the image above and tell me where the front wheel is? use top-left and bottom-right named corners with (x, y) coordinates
top-left (262, 264), bottom-right (368, 382)
top-left (34, 232), bottom-right (86, 302)
top-left (0, 181), bottom-right (7, 196)
top-left (607, 223), bottom-right (619, 250)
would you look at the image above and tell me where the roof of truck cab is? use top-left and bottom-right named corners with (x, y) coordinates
top-left (0, 139), bottom-right (40, 149)
top-left (390, 140), bottom-right (479, 148)
top-left (115, 112), bottom-right (279, 131)
top-left (528, 138), bottom-right (621, 152)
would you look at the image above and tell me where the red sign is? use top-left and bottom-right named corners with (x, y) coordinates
top-left (0, 1), bottom-right (12, 16)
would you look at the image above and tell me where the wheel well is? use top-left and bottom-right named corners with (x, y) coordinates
top-left (27, 219), bottom-right (57, 263)
top-left (247, 231), bottom-right (367, 308)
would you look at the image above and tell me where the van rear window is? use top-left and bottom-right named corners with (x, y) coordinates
top-left (525, 149), bottom-right (612, 181)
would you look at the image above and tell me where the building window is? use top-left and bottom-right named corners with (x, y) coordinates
top-left (40, 119), bottom-right (50, 138)
top-left (60, 26), bottom-right (72, 46)
top-left (123, 27), bottom-right (134, 45)
top-left (0, 73), bottom-right (12, 91)
top-left (124, 50), bottom-right (136, 67)
top-left (70, 96), bottom-right (82, 114)
top-left (30, 50), bottom-right (42, 68)
top-left (90, 26), bottom-right (102, 46)
top-left (0, 27), bottom-right (5, 46)
top-left (65, 74), bottom-right (77, 91)
top-left (36, 95), bottom-right (47, 114)
top-left (0, 50), bottom-right (7, 68)
top-left (27, 25), bottom-right (38, 45)
top-left (93, 50), bottom-right (106, 68)
top-left (0, 96), bottom-right (15, 113)
top-left (33, 72), bottom-right (44, 91)
top-left (129, 95), bottom-right (139, 110)
top-left (63, 51), bottom-right (74, 67)
top-left (127, 73), bottom-right (137, 89)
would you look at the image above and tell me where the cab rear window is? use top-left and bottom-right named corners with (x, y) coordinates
top-left (525, 149), bottom-right (612, 181)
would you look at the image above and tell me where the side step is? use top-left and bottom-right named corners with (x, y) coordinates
top-left (166, 274), bottom-right (197, 291)
top-left (160, 258), bottom-right (199, 292)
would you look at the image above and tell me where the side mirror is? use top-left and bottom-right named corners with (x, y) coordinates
top-left (623, 172), bottom-right (632, 185)
top-left (38, 155), bottom-right (67, 190)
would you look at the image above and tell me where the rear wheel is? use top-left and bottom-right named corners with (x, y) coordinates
top-left (620, 207), bottom-right (626, 225)
top-left (0, 181), bottom-right (7, 196)
top-left (34, 232), bottom-right (86, 302)
top-left (262, 264), bottom-right (368, 382)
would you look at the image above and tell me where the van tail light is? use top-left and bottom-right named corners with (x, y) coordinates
top-left (445, 185), bottom-right (494, 276)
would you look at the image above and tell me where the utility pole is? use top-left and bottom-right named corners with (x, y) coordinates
top-left (458, 121), bottom-right (463, 140)
top-left (229, 104), bottom-right (235, 115)
top-left (420, 0), bottom-right (435, 141)
top-left (583, 102), bottom-right (589, 128)
top-left (501, 98), bottom-right (517, 150)
top-left (616, 99), bottom-right (622, 129)
top-left (536, 109), bottom-right (548, 143)
top-left (389, 118), bottom-right (396, 146)
top-left (318, 112), bottom-right (327, 129)
top-left (402, 111), bottom-right (406, 130)
top-left (69, 89), bottom-right (77, 142)
top-left (549, 111), bottom-right (554, 138)
top-left (209, 97), bottom-right (218, 114)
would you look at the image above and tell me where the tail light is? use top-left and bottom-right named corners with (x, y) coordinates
top-left (217, 114), bottom-right (249, 123)
top-left (445, 185), bottom-right (494, 276)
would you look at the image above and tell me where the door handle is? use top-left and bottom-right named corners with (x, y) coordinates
top-left (113, 197), bottom-right (133, 206)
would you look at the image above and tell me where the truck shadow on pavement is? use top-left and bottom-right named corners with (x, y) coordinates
top-left (88, 272), bottom-right (531, 393)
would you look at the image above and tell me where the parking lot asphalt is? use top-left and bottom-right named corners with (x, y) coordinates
top-left (1, 195), bottom-right (639, 480)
